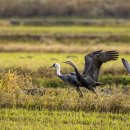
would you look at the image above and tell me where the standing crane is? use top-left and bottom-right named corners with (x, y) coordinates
top-left (49, 63), bottom-right (83, 97)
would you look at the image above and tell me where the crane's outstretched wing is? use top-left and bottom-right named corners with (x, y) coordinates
top-left (92, 51), bottom-right (119, 81)
top-left (122, 58), bottom-right (130, 73)
top-left (83, 50), bottom-right (102, 75)
top-left (83, 51), bottom-right (119, 81)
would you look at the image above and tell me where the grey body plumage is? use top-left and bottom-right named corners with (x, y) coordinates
top-left (49, 63), bottom-right (83, 97)
top-left (58, 73), bottom-right (78, 86)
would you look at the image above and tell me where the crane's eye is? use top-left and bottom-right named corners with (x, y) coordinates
top-left (53, 64), bottom-right (55, 67)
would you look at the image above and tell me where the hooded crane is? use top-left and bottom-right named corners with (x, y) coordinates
top-left (122, 58), bottom-right (130, 73)
top-left (121, 58), bottom-right (130, 93)
top-left (63, 50), bottom-right (119, 97)
top-left (49, 63), bottom-right (83, 97)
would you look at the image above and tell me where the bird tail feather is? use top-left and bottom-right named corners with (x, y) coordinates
top-left (95, 82), bottom-right (103, 86)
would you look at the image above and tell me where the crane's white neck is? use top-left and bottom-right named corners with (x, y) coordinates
top-left (55, 63), bottom-right (61, 76)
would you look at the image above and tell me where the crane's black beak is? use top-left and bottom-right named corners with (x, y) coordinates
top-left (49, 65), bottom-right (53, 68)
top-left (49, 63), bottom-right (55, 68)
top-left (62, 61), bottom-right (68, 64)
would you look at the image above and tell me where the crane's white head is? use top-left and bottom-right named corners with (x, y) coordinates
top-left (49, 63), bottom-right (60, 68)
top-left (49, 63), bottom-right (61, 75)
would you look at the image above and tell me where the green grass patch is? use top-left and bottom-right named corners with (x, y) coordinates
top-left (0, 53), bottom-right (129, 86)
top-left (0, 26), bottom-right (130, 34)
top-left (0, 109), bottom-right (130, 130)
top-left (0, 52), bottom-right (127, 71)
top-left (34, 75), bottom-right (130, 88)
top-left (0, 52), bottom-right (122, 70)
top-left (0, 25), bottom-right (130, 43)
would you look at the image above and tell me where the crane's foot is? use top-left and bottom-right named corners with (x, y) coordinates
top-left (79, 93), bottom-right (83, 98)
top-left (90, 88), bottom-right (98, 98)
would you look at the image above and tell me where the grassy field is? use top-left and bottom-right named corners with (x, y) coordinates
top-left (0, 52), bottom-right (127, 71)
top-left (0, 26), bottom-right (130, 34)
top-left (0, 25), bottom-right (130, 54)
top-left (0, 109), bottom-right (130, 130)
top-left (0, 19), bottom-right (130, 129)
top-left (0, 26), bottom-right (130, 44)
top-left (0, 52), bottom-right (129, 86)
top-left (0, 73), bottom-right (130, 113)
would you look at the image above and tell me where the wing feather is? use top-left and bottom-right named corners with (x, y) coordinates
top-left (92, 51), bottom-right (119, 81)
top-left (122, 58), bottom-right (130, 73)
top-left (83, 50), bottom-right (102, 75)
top-left (83, 50), bottom-right (119, 81)
top-left (98, 51), bottom-right (119, 62)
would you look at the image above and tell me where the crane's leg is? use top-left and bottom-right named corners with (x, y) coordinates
top-left (76, 85), bottom-right (83, 98)
top-left (90, 88), bottom-right (98, 97)
top-left (84, 86), bottom-right (98, 97)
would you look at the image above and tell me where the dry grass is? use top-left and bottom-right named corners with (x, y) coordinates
top-left (0, 42), bottom-right (130, 54)
top-left (0, 71), bottom-right (130, 113)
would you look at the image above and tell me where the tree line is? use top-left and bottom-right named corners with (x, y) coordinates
top-left (0, 0), bottom-right (130, 18)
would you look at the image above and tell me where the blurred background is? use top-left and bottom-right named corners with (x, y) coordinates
top-left (0, 0), bottom-right (130, 18)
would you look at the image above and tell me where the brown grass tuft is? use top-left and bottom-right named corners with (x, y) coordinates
top-left (0, 43), bottom-right (129, 54)
top-left (0, 72), bottom-right (129, 113)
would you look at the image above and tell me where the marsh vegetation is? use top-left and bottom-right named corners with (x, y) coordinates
top-left (0, 18), bottom-right (130, 129)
